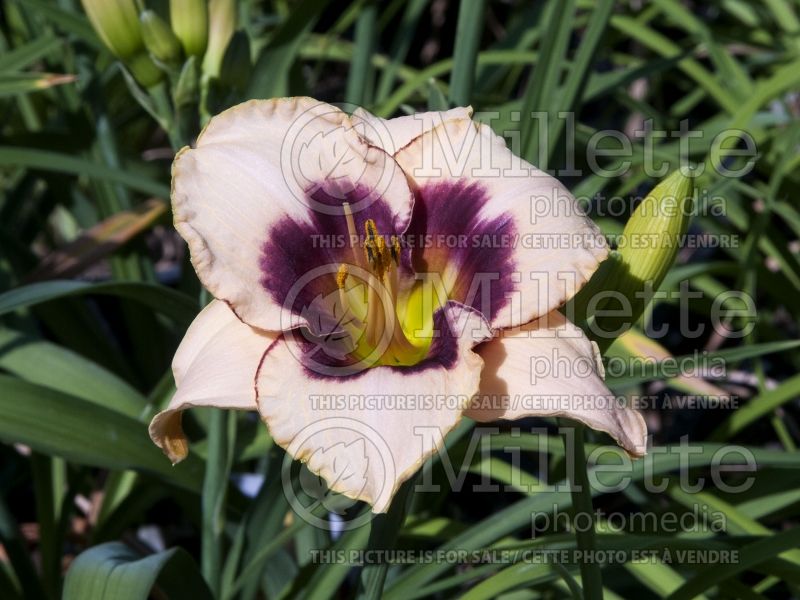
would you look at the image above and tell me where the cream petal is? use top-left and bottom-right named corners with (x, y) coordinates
top-left (351, 106), bottom-right (473, 155)
top-left (173, 97), bottom-right (414, 332)
top-left (465, 311), bottom-right (647, 457)
top-left (255, 304), bottom-right (491, 512)
top-left (149, 300), bottom-right (276, 463)
top-left (394, 117), bottom-right (608, 329)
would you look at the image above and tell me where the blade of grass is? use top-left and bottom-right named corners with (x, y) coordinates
top-left (246, 0), bottom-right (328, 99)
top-left (384, 441), bottom-right (800, 595)
top-left (374, 0), bottom-right (428, 103)
top-left (609, 15), bottom-right (737, 115)
top-left (666, 527), bottom-right (800, 600)
top-left (0, 280), bottom-right (198, 326)
top-left (63, 542), bottom-right (213, 600)
top-left (0, 34), bottom-right (60, 72)
top-left (0, 147), bottom-right (170, 198)
top-left (225, 516), bottom-right (311, 599)
top-left (301, 523), bottom-right (371, 600)
top-left (29, 453), bottom-right (66, 598)
top-left (605, 339), bottom-right (800, 389)
top-left (448, 0), bottom-right (486, 106)
top-left (357, 478), bottom-right (416, 599)
top-left (710, 373), bottom-right (800, 441)
top-left (0, 73), bottom-right (76, 96)
top-left (519, 0), bottom-right (576, 167)
top-left (0, 376), bottom-right (204, 491)
top-left (0, 327), bottom-right (146, 418)
top-left (546, 0), bottom-right (614, 160)
top-left (561, 421), bottom-right (603, 599)
top-left (201, 410), bottom-right (237, 596)
top-left (13, 0), bottom-right (100, 47)
top-left (376, 49), bottom-right (538, 117)
top-left (345, 1), bottom-right (377, 106)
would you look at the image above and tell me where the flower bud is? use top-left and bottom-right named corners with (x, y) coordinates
top-left (170, 0), bottom-right (209, 58)
top-left (140, 10), bottom-right (182, 65)
top-left (617, 169), bottom-right (693, 291)
top-left (80, 0), bottom-right (163, 87)
top-left (202, 0), bottom-right (236, 79)
top-left (570, 170), bottom-right (694, 346)
top-left (81, 0), bottom-right (142, 59)
top-left (126, 52), bottom-right (165, 88)
top-left (219, 31), bottom-right (250, 91)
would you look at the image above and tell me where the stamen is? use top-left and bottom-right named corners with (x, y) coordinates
top-left (342, 202), bottom-right (366, 269)
top-left (336, 263), bottom-right (348, 288)
top-left (335, 215), bottom-right (424, 368)
top-left (364, 219), bottom-right (378, 241)
top-left (390, 235), bottom-right (400, 265)
top-left (376, 235), bottom-right (392, 275)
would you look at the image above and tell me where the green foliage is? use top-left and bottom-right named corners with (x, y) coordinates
top-left (63, 542), bottom-right (213, 600)
top-left (1, 0), bottom-right (800, 598)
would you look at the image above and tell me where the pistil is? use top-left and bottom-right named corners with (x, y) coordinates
top-left (334, 214), bottom-right (423, 367)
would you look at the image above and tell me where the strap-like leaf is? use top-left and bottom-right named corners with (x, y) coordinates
top-left (63, 542), bottom-right (213, 600)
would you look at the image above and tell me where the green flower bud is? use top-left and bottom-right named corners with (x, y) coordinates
top-left (202, 0), bottom-right (236, 79)
top-left (170, 0), bottom-right (209, 58)
top-left (81, 0), bottom-right (142, 59)
top-left (140, 10), bottom-right (182, 65)
top-left (570, 169), bottom-right (694, 346)
top-left (80, 0), bottom-right (163, 87)
top-left (126, 52), bottom-right (165, 88)
top-left (174, 56), bottom-right (199, 107)
top-left (219, 31), bottom-right (251, 91)
top-left (617, 169), bottom-right (693, 291)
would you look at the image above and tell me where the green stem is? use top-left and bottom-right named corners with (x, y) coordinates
top-left (560, 421), bottom-right (603, 598)
top-left (202, 409), bottom-right (238, 596)
top-left (29, 453), bottom-right (63, 599)
top-left (357, 477), bottom-right (416, 599)
top-left (149, 81), bottom-right (184, 151)
top-left (224, 517), bottom-right (309, 600)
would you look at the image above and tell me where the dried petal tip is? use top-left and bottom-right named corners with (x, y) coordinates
top-left (149, 410), bottom-right (189, 464)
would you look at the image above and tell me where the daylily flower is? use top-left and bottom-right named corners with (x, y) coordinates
top-left (149, 97), bottom-right (647, 512)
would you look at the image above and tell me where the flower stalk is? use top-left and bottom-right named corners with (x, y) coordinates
top-left (561, 421), bottom-right (603, 599)
top-left (357, 477), bottom-right (416, 599)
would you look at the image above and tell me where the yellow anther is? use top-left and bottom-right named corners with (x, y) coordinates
top-left (374, 235), bottom-right (389, 271)
top-left (360, 219), bottom-right (397, 280)
top-left (336, 263), bottom-right (348, 288)
top-left (364, 219), bottom-right (378, 240)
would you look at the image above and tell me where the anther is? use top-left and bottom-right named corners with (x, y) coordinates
top-left (336, 263), bottom-right (348, 288)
